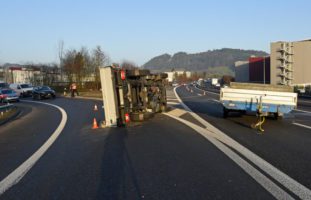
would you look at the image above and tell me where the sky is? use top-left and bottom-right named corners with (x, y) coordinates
top-left (0, 0), bottom-right (310, 66)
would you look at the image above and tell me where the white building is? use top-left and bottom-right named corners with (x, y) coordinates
top-left (165, 70), bottom-right (192, 82)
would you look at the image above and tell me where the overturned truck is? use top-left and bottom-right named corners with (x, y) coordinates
top-left (100, 66), bottom-right (168, 127)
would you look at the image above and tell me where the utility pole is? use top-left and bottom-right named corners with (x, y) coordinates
top-left (263, 56), bottom-right (266, 84)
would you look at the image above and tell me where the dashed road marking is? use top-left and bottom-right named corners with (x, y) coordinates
top-left (293, 122), bottom-right (311, 130)
top-left (294, 109), bottom-right (311, 114)
top-left (298, 100), bottom-right (311, 104)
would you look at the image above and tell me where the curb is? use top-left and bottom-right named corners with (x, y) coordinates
top-left (0, 107), bottom-right (21, 126)
top-left (60, 95), bottom-right (102, 101)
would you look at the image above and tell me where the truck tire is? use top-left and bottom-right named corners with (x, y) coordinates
top-left (130, 112), bottom-right (145, 122)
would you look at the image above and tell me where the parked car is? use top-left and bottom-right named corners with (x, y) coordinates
top-left (32, 86), bottom-right (56, 100)
top-left (9, 83), bottom-right (33, 97)
top-left (0, 88), bottom-right (20, 102)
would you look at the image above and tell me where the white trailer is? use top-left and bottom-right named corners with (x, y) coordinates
top-left (220, 82), bottom-right (297, 119)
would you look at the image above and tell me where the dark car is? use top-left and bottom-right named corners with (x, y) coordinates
top-left (32, 86), bottom-right (56, 100)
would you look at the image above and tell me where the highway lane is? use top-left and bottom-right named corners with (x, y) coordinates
top-left (177, 84), bottom-right (311, 190)
top-left (0, 97), bottom-right (275, 199)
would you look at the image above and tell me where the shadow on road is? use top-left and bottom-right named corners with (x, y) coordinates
top-left (97, 128), bottom-right (142, 200)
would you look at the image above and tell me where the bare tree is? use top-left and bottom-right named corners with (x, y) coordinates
top-left (58, 40), bottom-right (64, 81)
top-left (58, 40), bottom-right (64, 67)
top-left (92, 46), bottom-right (108, 89)
top-left (73, 51), bottom-right (84, 85)
top-left (63, 49), bottom-right (76, 83)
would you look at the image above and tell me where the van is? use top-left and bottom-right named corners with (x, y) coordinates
top-left (9, 83), bottom-right (33, 97)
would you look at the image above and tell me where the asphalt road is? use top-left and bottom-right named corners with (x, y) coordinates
top-left (176, 84), bottom-right (311, 191)
top-left (0, 97), bottom-right (276, 199)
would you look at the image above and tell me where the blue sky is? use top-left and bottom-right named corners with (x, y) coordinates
top-left (0, 0), bottom-right (310, 66)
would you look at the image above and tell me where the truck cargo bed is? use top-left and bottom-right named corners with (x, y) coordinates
top-left (220, 83), bottom-right (297, 116)
top-left (230, 82), bottom-right (293, 93)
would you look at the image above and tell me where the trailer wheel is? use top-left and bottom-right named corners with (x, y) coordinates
top-left (273, 113), bottom-right (283, 120)
top-left (223, 107), bottom-right (229, 118)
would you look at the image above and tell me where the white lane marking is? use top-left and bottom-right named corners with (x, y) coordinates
top-left (293, 123), bottom-right (311, 130)
top-left (174, 86), bottom-right (311, 199)
top-left (167, 102), bottom-right (180, 105)
top-left (298, 100), bottom-right (311, 104)
top-left (0, 100), bottom-right (68, 195)
top-left (167, 98), bottom-right (178, 101)
top-left (294, 109), bottom-right (311, 114)
top-left (211, 99), bottom-right (220, 103)
top-left (197, 94), bottom-right (202, 96)
top-left (165, 113), bottom-right (294, 199)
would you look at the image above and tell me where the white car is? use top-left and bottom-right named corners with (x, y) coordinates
top-left (9, 83), bottom-right (34, 97)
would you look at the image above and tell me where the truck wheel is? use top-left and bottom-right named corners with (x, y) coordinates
top-left (223, 107), bottom-right (229, 118)
top-left (130, 112), bottom-right (145, 122)
top-left (160, 104), bottom-right (167, 112)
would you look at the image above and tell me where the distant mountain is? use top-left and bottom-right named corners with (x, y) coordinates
top-left (143, 48), bottom-right (269, 74)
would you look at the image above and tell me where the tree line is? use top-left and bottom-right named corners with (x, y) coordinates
top-left (58, 41), bottom-right (138, 90)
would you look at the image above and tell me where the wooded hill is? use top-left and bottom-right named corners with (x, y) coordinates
top-left (143, 48), bottom-right (268, 76)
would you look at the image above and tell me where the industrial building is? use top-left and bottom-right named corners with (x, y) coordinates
top-left (270, 39), bottom-right (311, 86)
top-left (249, 56), bottom-right (270, 84)
top-left (234, 61), bottom-right (249, 82)
top-left (234, 56), bottom-right (270, 84)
